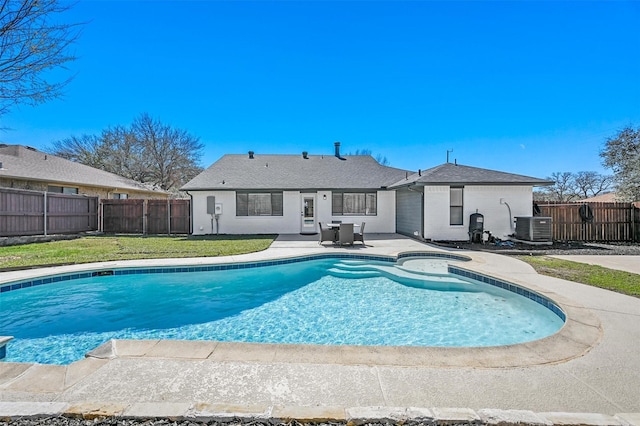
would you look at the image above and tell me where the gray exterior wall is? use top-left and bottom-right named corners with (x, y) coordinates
top-left (395, 187), bottom-right (423, 238)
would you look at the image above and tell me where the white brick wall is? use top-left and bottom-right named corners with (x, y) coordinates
top-left (189, 190), bottom-right (396, 235)
top-left (423, 185), bottom-right (534, 241)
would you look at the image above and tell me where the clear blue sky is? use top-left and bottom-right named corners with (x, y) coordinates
top-left (1, 0), bottom-right (639, 179)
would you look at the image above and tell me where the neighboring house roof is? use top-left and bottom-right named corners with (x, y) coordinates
top-left (580, 193), bottom-right (618, 203)
top-left (389, 162), bottom-right (553, 188)
top-left (181, 152), bottom-right (410, 191)
top-left (0, 144), bottom-right (166, 195)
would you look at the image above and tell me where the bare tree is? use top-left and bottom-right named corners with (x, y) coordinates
top-left (50, 134), bottom-right (104, 167)
top-left (573, 171), bottom-right (614, 199)
top-left (536, 171), bottom-right (614, 201)
top-left (50, 113), bottom-right (204, 192)
top-left (542, 172), bottom-right (577, 202)
top-left (351, 148), bottom-right (390, 166)
top-left (0, 0), bottom-right (81, 118)
top-left (131, 113), bottom-right (203, 191)
top-left (100, 125), bottom-right (149, 184)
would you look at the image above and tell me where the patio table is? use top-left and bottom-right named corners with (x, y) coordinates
top-left (327, 223), bottom-right (359, 243)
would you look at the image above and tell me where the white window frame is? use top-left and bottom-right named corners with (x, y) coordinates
top-left (450, 187), bottom-right (464, 226)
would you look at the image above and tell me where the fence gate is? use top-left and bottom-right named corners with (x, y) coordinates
top-left (169, 199), bottom-right (190, 234)
top-left (102, 199), bottom-right (144, 233)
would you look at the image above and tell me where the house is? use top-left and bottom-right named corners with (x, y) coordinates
top-left (392, 162), bottom-right (552, 241)
top-left (580, 193), bottom-right (640, 209)
top-left (181, 143), bottom-right (407, 235)
top-left (580, 192), bottom-right (618, 203)
top-left (0, 144), bottom-right (168, 199)
top-left (181, 142), bottom-right (552, 240)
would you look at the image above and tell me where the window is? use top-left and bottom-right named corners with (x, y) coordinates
top-left (47, 185), bottom-right (78, 195)
top-left (450, 187), bottom-right (463, 225)
top-left (332, 192), bottom-right (377, 216)
top-left (236, 192), bottom-right (283, 216)
top-left (112, 193), bottom-right (128, 199)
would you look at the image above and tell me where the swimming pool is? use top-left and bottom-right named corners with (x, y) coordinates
top-left (0, 254), bottom-right (565, 365)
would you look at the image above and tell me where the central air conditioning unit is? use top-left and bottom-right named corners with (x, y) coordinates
top-left (515, 216), bottom-right (552, 242)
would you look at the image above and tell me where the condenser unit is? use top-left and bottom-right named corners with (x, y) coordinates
top-left (515, 216), bottom-right (552, 242)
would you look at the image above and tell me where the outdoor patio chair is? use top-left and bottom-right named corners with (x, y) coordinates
top-left (353, 222), bottom-right (366, 245)
top-left (319, 222), bottom-right (336, 245)
top-left (339, 223), bottom-right (354, 246)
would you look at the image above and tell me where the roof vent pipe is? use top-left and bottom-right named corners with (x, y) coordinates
top-left (334, 141), bottom-right (346, 160)
top-left (418, 169), bottom-right (421, 176)
top-left (248, 151), bottom-right (254, 159)
top-left (302, 151), bottom-right (308, 159)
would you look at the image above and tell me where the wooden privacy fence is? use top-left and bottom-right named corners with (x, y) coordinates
top-left (101, 199), bottom-right (191, 234)
top-left (0, 188), bottom-right (98, 237)
top-left (536, 201), bottom-right (640, 242)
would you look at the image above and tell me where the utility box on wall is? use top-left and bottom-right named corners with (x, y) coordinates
top-left (515, 216), bottom-right (552, 242)
top-left (206, 196), bottom-right (216, 214)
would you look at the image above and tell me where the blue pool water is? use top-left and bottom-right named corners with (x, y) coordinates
top-left (0, 257), bottom-right (564, 365)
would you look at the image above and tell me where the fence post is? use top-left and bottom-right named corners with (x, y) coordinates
top-left (43, 191), bottom-right (48, 236)
top-left (167, 199), bottom-right (171, 235)
top-left (633, 203), bottom-right (637, 243)
top-left (142, 200), bottom-right (147, 235)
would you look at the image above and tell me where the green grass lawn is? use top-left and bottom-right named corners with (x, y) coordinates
top-left (515, 255), bottom-right (640, 298)
top-left (0, 235), bottom-right (277, 270)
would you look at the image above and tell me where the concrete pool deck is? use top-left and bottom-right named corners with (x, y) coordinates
top-left (1, 233), bottom-right (640, 424)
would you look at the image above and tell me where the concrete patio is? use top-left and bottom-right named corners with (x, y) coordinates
top-left (1, 234), bottom-right (639, 424)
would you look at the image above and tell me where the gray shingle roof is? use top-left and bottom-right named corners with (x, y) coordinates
top-left (0, 144), bottom-right (166, 194)
top-left (181, 153), bottom-right (410, 191)
top-left (389, 162), bottom-right (553, 187)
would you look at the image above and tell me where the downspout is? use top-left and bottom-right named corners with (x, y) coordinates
top-left (186, 191), bottom-right (194, 235)
top-left (43, 191), bottom-right (48, 236)
top-left (167, 198), bottom-right (171, 236)
top-left (500, 198), bottom-right (514, 235)
top-left (407, 184), bottom-right (424, 240)
top-left (632, 202), bottom-right (637, 243)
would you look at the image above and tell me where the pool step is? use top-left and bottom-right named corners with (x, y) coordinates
top-left (335, 259), bottom-right (452, 277)
top-left (327, 268), bottom-right (381, 279)
top-left (337, 259), bottom-right (370, 264)
top-left (328, 261), bottom-right (478, 291)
